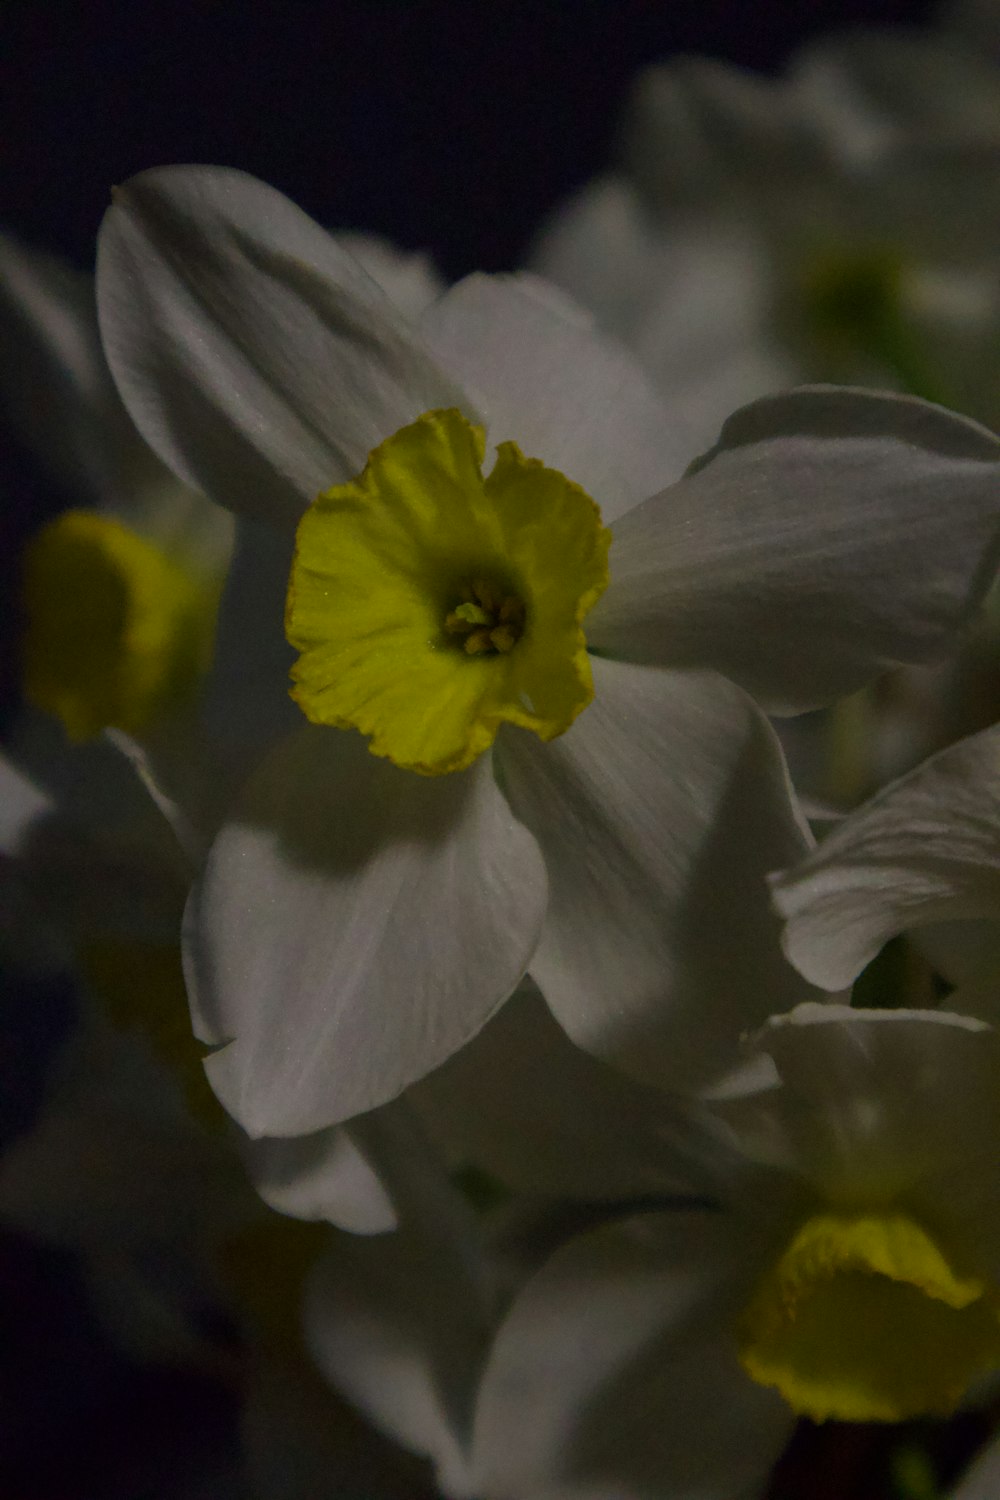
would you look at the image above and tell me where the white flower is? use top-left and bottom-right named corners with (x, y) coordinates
top-left (309, 1001), bottom-right (1000, 1495)
top-left (532, 30), bottom-right (1000, 435)
top-left (95, 164), bottom-right (1000, 1137)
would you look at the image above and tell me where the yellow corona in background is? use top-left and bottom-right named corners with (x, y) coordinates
top-left (738, 1211), bottom-right (1000, 1422)
top-left (285, 408), bottom-right (611, 775)
top-left (22, 509), bottom-right (216, 741)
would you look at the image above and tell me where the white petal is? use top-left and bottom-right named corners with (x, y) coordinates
top-left (0, 749), bottom-right (51, 855)
top-left (420, 271), bottom-right (691, 522)
top-left (587, 388), bottom-right (1000, 712)
top-left (197, 516), bottom-right (300, 777)
top-left (97, 165), bottom-right (468, 528)
top-left (186, 726), bottom-right (547, 1135)
top-left (498, 657), bottom-right (814, 1095)
top-left (471, 1211), bottom-right (793, 1500)
top-left (334, 231), bottom-right (445, 318)
top-left (622, 55), bottom-right (816, 211)
top-left (0, 233), bottom-right (163, 504)
top-left (793, 30), bottom-right (1000, 158)
top-left (0, 712), bottom-right (189, 954)
top-left (242, 1092), bottom-right (486, 1238)
top-left (773, 724), bottom-right (1000, 991)
top-left (719, 1003), bottom-right (1000, 1225)
top-left (529, 177), bottom-right (795, 458)
top-left (410, 980), bottom-right (726, 1203)
top-left (952, 1434), bottom-right (1000, 1500)
top-left (240, 1127), bottom-right (396, 1235)
top-left (528, 174), bottom-right (677, 344)
top-left (304, 1131), bottom-right (489, 1497)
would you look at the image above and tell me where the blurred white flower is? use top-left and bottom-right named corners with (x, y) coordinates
top-left (308, 1001), bottom-right (1000, 1495)
top-left (532, 28), bottom-right (1000, 438)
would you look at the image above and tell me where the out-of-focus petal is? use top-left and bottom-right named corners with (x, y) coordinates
top-left (774, 725), bottom-right (1000, 991)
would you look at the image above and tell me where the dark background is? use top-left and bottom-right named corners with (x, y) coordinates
top-left (2, 3), bottom-right (943, 1497)
top-left (1, 0), bottom-right (933, 279)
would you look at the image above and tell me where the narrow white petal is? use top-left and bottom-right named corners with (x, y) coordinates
top-left (97, 166), bottom-right (467, 528)
top-left (472, 1211), bottom-right (793, 1500)
top-left (498, 657), bottom-right (814, 1095)
top-left (774, 724), bottom-right (1000, 991)
top-left (587, 388), bottom-right (1000, 712)
top-left (0, 233), bottom-right (163, 504)
top-left (420, 271), bottom-right (691, 522)
top-left (186, 726), bottom-right (547, 1135)
top-left (304, 1119), bottom-right (489, 1496)
top-left (0, 750), bottom-right (52, 855)
top-left (952, 1433), bottom-right (1000, 1500)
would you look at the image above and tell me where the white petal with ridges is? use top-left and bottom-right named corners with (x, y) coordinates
top-left (97, 165), bottom-right (467, 528)
top-left (498, 656), bottom-right (814, 1094)
top-left (587, 388), bottom-right (1000, 712)
top-left (774, 724), bottom-right (1000, 991)
top-left (472, 1211), bottom-right (793, 1500)
top-left (185, 726), bottom-right (547, 1135)
top-left (421, 271), bottom-right (691, 522)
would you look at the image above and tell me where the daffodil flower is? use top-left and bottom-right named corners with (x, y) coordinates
top-left (306, 1004), bottom-right (1000, 1498)
top-left (96, 166), bottom-right (1000, 1137)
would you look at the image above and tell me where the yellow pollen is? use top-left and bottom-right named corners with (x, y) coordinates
top-left (738, 1211), bottom-right (1000, 1423)
top-left (21, 509), bottom-right (217, 741)
top-left (285, 408), bottom-right (611, 776)
top-left (444, 578), bottom-right (526, 655)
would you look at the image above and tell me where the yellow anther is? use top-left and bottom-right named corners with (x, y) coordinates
top-left (445, 578), bottom-right (526, 656)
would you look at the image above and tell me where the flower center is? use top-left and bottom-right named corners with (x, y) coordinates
top-left (444, 578), bottom-right (526, 656)
top-left (738, 1211), bottom-right (1000, 1423)
top-left (285, 408), bottom-right (610, 776)
top-left (798, 246), bottom-right (948, 405)
top-left (21, 509), bottom-right (217, 741)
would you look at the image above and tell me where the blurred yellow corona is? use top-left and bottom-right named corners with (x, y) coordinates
top-left (22, 509), bottom-right (216, 740)
top-left (739, 1211), bottom-right (1000, 1422)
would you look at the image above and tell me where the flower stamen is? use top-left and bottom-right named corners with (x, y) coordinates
top-left (445, 579), bottom-right (526, 655)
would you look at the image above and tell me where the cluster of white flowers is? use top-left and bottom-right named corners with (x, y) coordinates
top-left (7, 9), bottom-right (1000, 1499)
